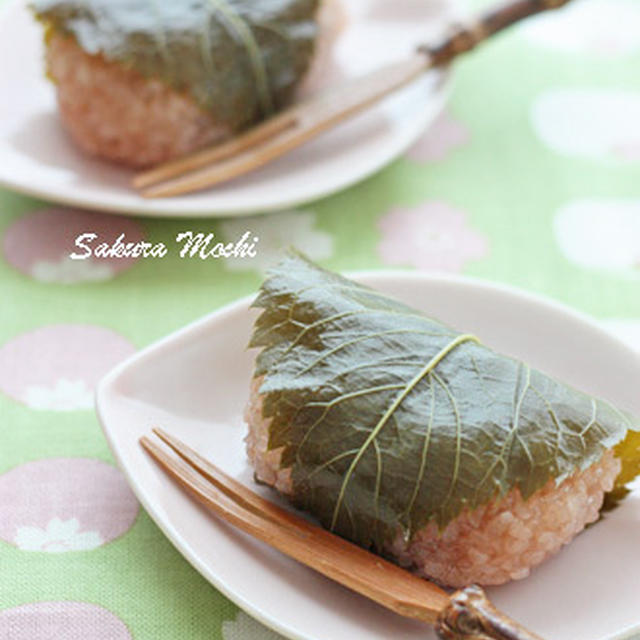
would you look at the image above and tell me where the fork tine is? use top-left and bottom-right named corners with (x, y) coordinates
top-left (139, 123), bottom-right (306, 198)
top-left (133, 110), bottom-right (298, 190)
top-left (142, 433), bottom-right (357, 548)
top-left (140, 434), bottom-right (338, 577)
top-left (140, 435), bottom-right (288, 541)
top-left (152, 427), bottom-right (291, 525)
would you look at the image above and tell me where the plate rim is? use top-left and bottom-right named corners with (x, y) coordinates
top-left (95, 270), bottom-right (640, 640)
top-left (0, 0), bottom-right (452, 218)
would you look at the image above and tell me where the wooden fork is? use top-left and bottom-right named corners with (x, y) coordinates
top-left (140, 428), bottom-right (546, 640)
top-left (133, 0), bottom-right (572, 198)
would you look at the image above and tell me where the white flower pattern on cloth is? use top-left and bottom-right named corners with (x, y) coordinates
top-left (23, 378), bottom-right (94, 411)
top-left (219, 210), bottom-right (333, 273)
top-left (531, 89), bottom-right (640, 163)
top-left (31, 256), bottom-right (114, 284)
top-left (222, 611), bottom-right (285, 640)
top-left (521, 0), bottom-right (640, 57)
top-left (377, 202), bottom-right (488, 272)
top-left (601, 320), bottom-right (640, 353)
top-left (553, 200), bottom-right (640, 274)
top-left (15, 517), bottom-right (103, 553)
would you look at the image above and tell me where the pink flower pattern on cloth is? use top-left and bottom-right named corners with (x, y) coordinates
top-left (0, 458), bottom-right (139, 551)
top-left (406, 110), bottom-right (471, 163)
top-left (377, 202), bottom-right (488, 272)
top-left (0, 324), bottom-right (136, 410)
top-left (2, 208), bottom-right (145, 283)
top-left (0, 602), bottom-right (131, 639)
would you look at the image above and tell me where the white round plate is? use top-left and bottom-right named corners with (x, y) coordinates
top-left (96, 272), bottom-right (640, 640)
top-left (0, 0), bottom-right (456, 218)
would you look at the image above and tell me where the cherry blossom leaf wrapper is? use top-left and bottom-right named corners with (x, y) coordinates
top-left (31, 0), bottom-right (319, 130)
top-left (250, 253), bottom-right (640, 552)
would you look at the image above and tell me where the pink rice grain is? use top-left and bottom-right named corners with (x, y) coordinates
top-left (244, 377), bottom-right (292, 495)
top-left (245, 377), bottom-right (621, 587)
top-left (46, 34), bottom-right (226, 168)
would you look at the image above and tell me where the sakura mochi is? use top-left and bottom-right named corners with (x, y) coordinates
top-left (245, 254), bottom-right (639, 587)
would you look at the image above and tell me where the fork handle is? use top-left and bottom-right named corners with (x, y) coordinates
top-left (435, 585), bottom-right (546, 640)
top-left (419, 0), bottom-right (571, 67)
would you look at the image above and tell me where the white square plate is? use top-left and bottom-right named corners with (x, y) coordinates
top-left (96, 272), bottom-right (640, 640)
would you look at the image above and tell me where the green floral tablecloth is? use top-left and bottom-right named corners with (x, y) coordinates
top-left (1, 0), bottom-right (639, 638)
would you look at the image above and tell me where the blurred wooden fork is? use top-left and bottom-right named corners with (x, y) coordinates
top-left (133, 0), bottom-right (572, 198)
top-left (140, 428), bottom-right (547, 640)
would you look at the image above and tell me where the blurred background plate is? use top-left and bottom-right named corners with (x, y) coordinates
top-left (0, 0), bottom-right (458, 218)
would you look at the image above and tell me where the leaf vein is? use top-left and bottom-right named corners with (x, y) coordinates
top-left (294, 329), bottom-right (455, 379)
top-left (329, 334), bottom-right (478, 531)
top-left (207, 0), bottom-right (273, 115)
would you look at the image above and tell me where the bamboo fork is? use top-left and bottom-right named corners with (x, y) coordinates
top-left (133, 0), bottom-right (572, 198)
top-left (140, 428), bottom-right (546, 640)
